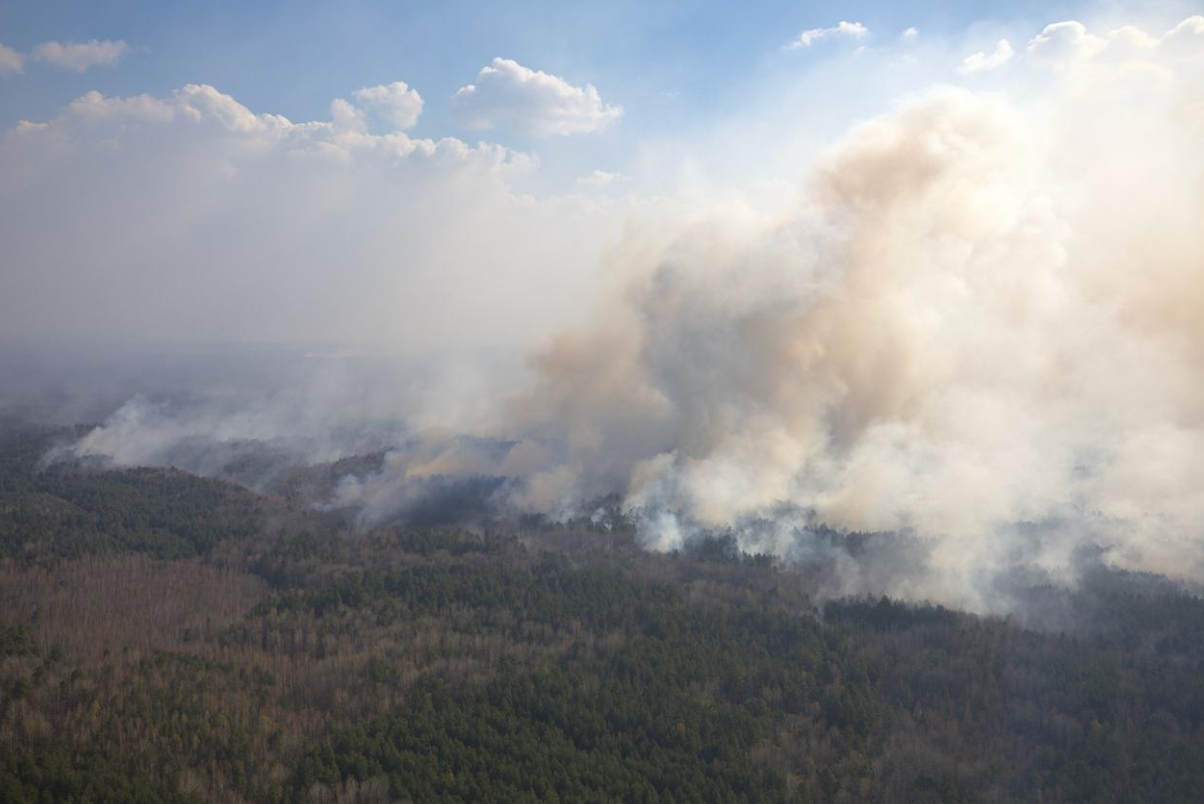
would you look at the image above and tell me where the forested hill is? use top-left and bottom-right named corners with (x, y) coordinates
top-left (0, 422), bottom-right (264, 562)
top-left (2, 423), bottom-right (1204, 803)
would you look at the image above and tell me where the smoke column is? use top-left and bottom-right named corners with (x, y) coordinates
top-left (492, 17), bottom-right (1204, 606)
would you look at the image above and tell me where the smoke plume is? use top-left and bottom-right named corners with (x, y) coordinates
top-left (22, 13), bottom-right (1204, 610)
top-left (495, 16), bottom-right (1204, 606)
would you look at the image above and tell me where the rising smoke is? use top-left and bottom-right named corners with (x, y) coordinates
top-left (22, 14), bottom-right (1204, 610)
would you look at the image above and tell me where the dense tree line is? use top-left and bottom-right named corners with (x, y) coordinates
top-left (3, 422), bottom-right (1204, 802)
top-left (0, 425), bottom-right (262, 562)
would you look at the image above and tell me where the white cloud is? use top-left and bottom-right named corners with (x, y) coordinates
top-left (0, 43), bottom-right (23, 76)
top-left (1027, 21), bottom-right (1104, 64)
top-left (60, 84), bottom-right (287, 134)
top-left (353, 81), bottom-right (424, 130)
top-left (1161, 15), bottom-right (1204, 55)
top-left (450, 57), bottom-right (622, 136)
top-left (789, 21), bottom-right (869, 49)
top-left (66, 89), bottom-right (177, 123)
top-left (575, 169), bottom-right (629, 192)
top-left (31, 39), bottom-right (127, 72)
top-left (901, 27), bottom-right (919, 41)
top-left (958, 39), bottom-right (1014, 74)
top-left (328, 97), bottom-right (367, 132)
top-left (1026, 16), bottom-right (1204, 69)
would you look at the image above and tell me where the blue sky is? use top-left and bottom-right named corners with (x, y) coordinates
top-left (0, 0), bottom-right (1098, 137)
top-left (3, 0), bottom-right (1192, 195)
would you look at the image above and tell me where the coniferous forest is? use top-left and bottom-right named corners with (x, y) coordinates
top-left (3, 422), bottom-right (1204, 804)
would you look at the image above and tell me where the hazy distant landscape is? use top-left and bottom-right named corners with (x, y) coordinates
top-left (3, 1), bottom-right (1204, 802)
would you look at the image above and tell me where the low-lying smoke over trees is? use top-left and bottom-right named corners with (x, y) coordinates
top-left (4, 421), bottom-right (1204, 803)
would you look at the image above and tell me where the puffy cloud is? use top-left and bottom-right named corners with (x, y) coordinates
top-left (575, 169), bottom-right (628, 192)
top-left (31, 39), bottom-right (127, 72)
top-left (789, 21), bottom-right (869, 49)
top-left (57, 84), bottom-right (290, 134)
top-left (958, 39), bottom-right (1014, 74)
top-left (328, 96), bottom-right (367, 132)
top-left (1027, 16), bottom-right (1204, 68)
top-left (65, 89), bottom-right (178, 124)
top-left (901, 27), bottom-right (919, 41)
top-left (353, 81), bottom-right (424, 130)
top-left (1162, 15), bottom-right (1204, 55)
top-left (0, 43), bottom-right (23, 76)
top-left (450, 57), bottom-right (622, 136)
top-left (1027, 21), bottom-right (1105, 64)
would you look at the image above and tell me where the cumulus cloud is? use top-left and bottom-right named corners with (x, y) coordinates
top-left (1162, 15), bottom-right (1204, 54)
top-left (31, 39), bottom-right (127, 72)
top-left (328, 96), bottom-right (367, 132)
top-left (65, 89), bottom-right (181, 124)
top-left (1027, 21), bottom-right (1105, 64)
top-left (575, 169), bottom-right (629, 192)
top-left (353, 81), bottom-right (424, 130)
top-left (1027, 17), bottom-right (1204, 68)
top-left (449, 57), bottom-right (622, 136)
top-left (789, 21), bottom-right (869, 49)
top-left (0, 43), bottom-right (23, 76)
top-left (958, 39), bottom-right (1014, 74)
top-left (901, 27), bottom-right (919, 41)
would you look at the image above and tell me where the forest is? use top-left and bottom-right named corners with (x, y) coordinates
top-left (2, 420), bottom-right (1204, 803)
